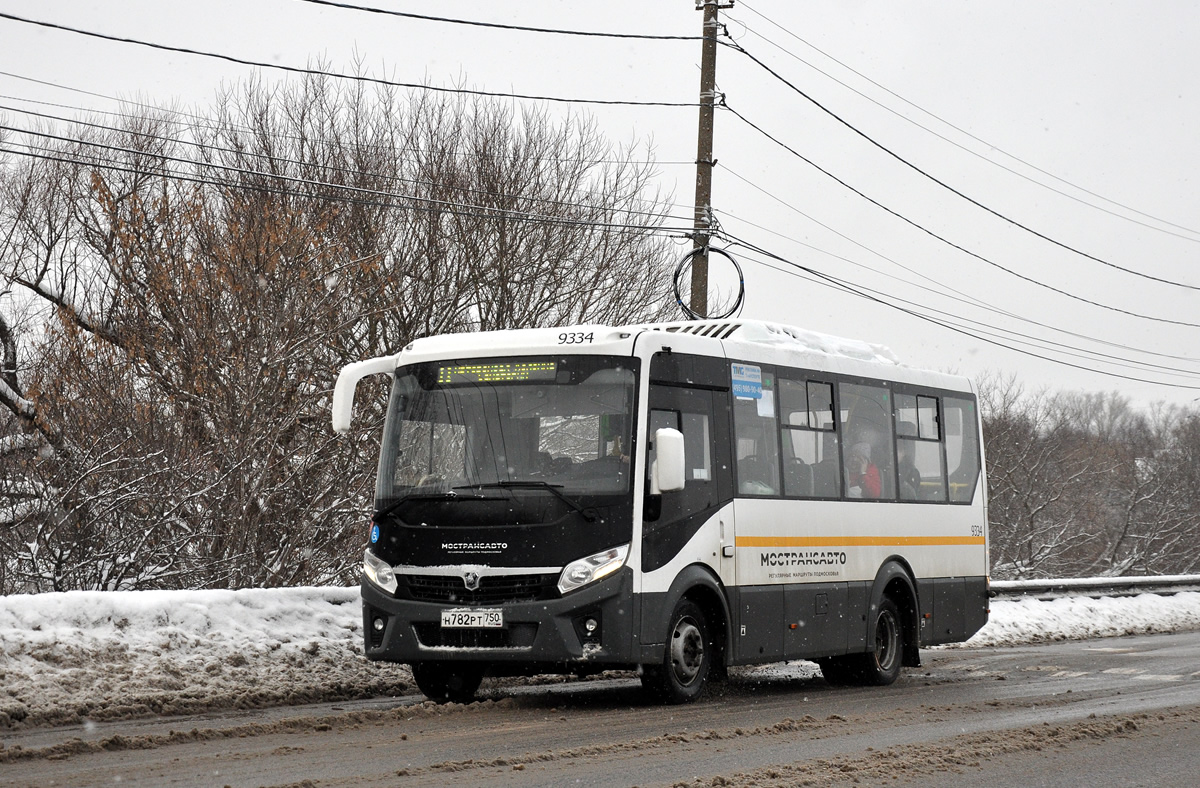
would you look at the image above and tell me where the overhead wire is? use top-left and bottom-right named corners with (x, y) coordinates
top-left (717, 166), bottom-right (1003, 318)
top-left (0, 131), bottom-right (694, 238)
top-left (717, 233), bottom-right (1200, 390)
top-left (722, 102), bottom-right (1200, 329)
top-left (719, 36), bottom-right (1200, 290)
top-left (732, 1), bottom-right (1200, 241)
top-left (293, 0), bottom-right (702, 41)
top-left (0, 11), bottom-right (696, 109)
top-left (716, 165), bottom-right (1200, 366)
top-left (4, 5), bottom-right (1195, 387)
top-left (0, 102), bottom-right (695, 225)
top-left (0, 71), bottom-right (698, 169)
top-left (731, 244), bottom-right (1200, 380)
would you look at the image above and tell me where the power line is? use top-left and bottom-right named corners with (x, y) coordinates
top-left (716, 165), bottom-right (1200, 366)
top-left (717, 168), bottom-right (1001, 318)
top-left (721, 36), bottom-right (1200, 290)
top-left (0, 103), bottom-right (694, 225)
top-left (0, 11), bottom-right (696, 109)
top-left (722, 102), bottom-right (1200, 329)
top-left (768, 252), bottom-right (1200, 379)
top-left (294, 0), bottom-right (701, 41)
top-left (716, 206), bottom-right (1200, 372)
top-left (732, 1), bottom-right (1200, 241)
top-left (719, 233), bottom-right (1200, 391)
top-left (0, 133), bottom-right (691, 238)
top-left (0, 70), bottom-right (698, 169)
top-left (742, 249), bottom-right (1200, 382)
top-left (714, 197), bottom-right (1200, 375)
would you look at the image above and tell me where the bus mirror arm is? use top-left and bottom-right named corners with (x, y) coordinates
top-left (652, 428), bottom-right (686, 493)
top-left (331, 355), bottom-right (399, 433)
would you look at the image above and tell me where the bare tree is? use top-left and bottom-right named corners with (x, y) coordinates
top-left (0, 74), bottom-right (677, 592)
top-left (980, 374), bottom-right (1200, 579)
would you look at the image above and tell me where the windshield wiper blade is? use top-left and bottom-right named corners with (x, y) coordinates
top-left (374, 490), bottom-right (491, 521)
top-left (455, 481), bottom-right (597, 522)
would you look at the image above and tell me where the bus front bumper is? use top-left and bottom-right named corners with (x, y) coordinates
top-left (360, 567), bottom-right (638, 670)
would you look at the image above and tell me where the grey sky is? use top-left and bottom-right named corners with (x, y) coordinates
top-left (1, 0), bottom-right (1197, 406)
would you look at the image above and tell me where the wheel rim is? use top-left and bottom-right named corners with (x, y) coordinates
top-left (875, 609), bottom-right (899, 671)
top-left (669, 616), bottom-right (705, 686)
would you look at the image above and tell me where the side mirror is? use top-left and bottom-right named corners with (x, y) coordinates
top-left (652, 427), bottom-right (686, 493)
top-left (331, 355), bottom-right (399, 433)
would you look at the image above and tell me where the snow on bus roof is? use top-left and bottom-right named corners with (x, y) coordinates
top-left (637, 320), bottom-right (901, 367)
top-left (406, 320), bottom-right (908, 372)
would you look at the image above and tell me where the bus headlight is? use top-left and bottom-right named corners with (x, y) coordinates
top-left (363, 549), bottom-right (398, 594)
top-left (557, 544), bottom-right (629, 595)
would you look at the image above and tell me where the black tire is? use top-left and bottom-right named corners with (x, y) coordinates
top-left (819, 597), bottom-right (904, 687)
top-left (861, 597), bottom-right (903, 685)
top-left (642, 599), bottom-right (711, 704)
top-left (411, 662), bottom-right (485, 703)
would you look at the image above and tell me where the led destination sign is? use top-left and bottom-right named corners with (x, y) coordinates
top-left (437, 360), bottom-right (558, 385)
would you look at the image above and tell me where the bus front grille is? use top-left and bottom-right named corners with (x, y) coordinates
top-left (402, 573), bottom-right (559, 605)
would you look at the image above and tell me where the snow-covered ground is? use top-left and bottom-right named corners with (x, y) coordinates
top-left (2, 586), bottom-right (1199, 729)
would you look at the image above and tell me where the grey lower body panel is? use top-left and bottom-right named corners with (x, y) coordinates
top-left (725, 581), bottom-right (872, 665)
top-left (916, 575), bottom-right (990, 646)
top-left (640, 575), bottom-right (989, 667)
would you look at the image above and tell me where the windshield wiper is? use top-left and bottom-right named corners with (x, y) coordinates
top-left (374, 489), bottom-right (494, 521)
top-left (455, 481), bottom-right (598, 522)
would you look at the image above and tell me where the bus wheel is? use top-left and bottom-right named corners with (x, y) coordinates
top-left (860, 597), bottom-right (903, 685)
top-left (411, 662), bottom-right (484, 703)
top-left (642, 599), bottom-right (711, 704)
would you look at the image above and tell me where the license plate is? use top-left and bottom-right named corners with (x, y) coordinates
top-left (441, 609), bottom-right (503, 628)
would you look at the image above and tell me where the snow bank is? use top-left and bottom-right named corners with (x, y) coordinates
top-left (964, 591), bottom-right (1200, 647)
top-left (0, 587), bottom-right (1197, 729)
top-left (0, 586), bottom-right (409, 729)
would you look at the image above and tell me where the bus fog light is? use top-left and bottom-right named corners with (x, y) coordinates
top-left (585, 618), bottom-right (599, 633)
top-left (372, 617), bottom-right (386, 632)
top-left (557, 544), bottom-right (629, 595)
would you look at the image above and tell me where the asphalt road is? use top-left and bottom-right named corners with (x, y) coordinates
top-left (4, 631), bottom-right (1199, 787)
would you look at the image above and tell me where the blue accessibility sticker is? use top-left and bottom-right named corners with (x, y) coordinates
top-left (370, 523), bottom-right (380, 544)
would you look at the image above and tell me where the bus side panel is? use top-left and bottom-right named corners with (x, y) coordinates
top-left (782, 582), bottom-right (849, 659)
top-left (731, 585), bottom-right (784, 663)
top-left (916, 576), bottom-right (989, 646)
top-left (729, 574), bottom-right (991, 663)
top-left (846, 581), bottom-right (870, 652)
top-left (731, 580), bottom-right (873, 664)
top-left (963, 576), bottom-right (989, 640)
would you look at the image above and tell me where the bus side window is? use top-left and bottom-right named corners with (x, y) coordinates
top-left (895, 394), bottom-right (947, 502)
top-left (839, 382), bottom-right (896, 500)
top-left (733, 372), bottom-right (781, 496)
top-left (943, 397), bottom-right (981, 503)
top-left (779, 379), bottom-right (837, 498)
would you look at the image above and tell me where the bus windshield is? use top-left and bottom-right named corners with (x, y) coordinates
top-left (376, 355), bottom-right (637, 508)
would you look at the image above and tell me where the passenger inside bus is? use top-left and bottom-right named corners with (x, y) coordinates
top-left (846, 441), bottom-right (881, 498)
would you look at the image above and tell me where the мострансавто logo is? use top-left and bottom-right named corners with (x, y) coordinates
top-left (760, 551), bottom-right (848, 567)
top-left (442, 542), bottom-right (508, 554)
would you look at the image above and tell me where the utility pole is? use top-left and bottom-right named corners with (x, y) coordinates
top-left (689, 0), bottom-right (728, 318)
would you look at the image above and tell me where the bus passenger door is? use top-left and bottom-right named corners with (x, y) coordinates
top-left (643, 383), bottom-right (733, 585)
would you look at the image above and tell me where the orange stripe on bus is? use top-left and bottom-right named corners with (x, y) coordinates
top-left (734, 536), bottom-right (986, 548)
